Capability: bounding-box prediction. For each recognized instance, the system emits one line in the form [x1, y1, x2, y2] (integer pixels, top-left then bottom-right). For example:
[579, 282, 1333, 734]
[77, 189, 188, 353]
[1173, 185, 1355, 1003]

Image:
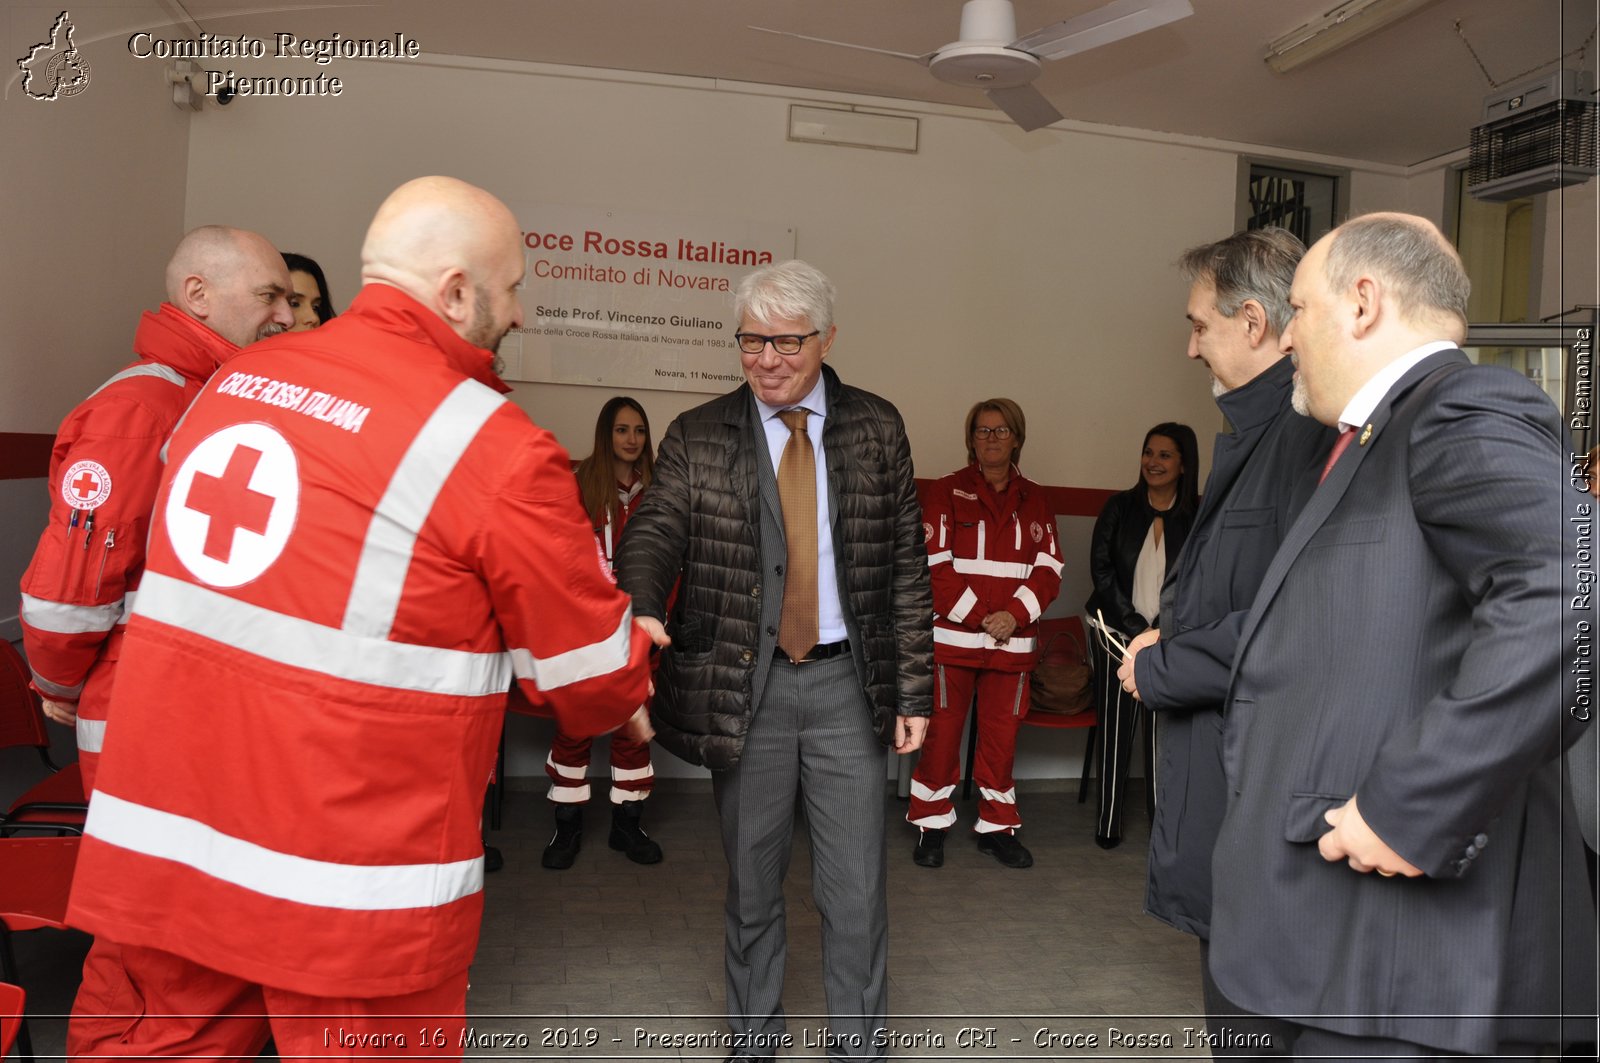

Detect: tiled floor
[13, 779, 1208, 1060]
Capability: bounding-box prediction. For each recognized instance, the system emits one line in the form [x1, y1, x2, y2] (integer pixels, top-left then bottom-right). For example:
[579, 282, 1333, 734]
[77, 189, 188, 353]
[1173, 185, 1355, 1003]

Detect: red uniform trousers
[545, 730, 654, 805]
[69, 939, 468, 1061]
[907, 663, 1028, 834]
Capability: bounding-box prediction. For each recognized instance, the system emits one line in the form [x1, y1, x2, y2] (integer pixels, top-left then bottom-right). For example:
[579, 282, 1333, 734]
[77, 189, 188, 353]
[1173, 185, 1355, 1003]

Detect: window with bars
[1244, 165, 1340, 245]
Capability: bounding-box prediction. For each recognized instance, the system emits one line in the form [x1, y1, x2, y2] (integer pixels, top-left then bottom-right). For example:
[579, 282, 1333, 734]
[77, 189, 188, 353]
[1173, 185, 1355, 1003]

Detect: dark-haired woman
[282, 252, 337, 332]
[541, 397, 664, 869]
[1086, 422, 1199, 849]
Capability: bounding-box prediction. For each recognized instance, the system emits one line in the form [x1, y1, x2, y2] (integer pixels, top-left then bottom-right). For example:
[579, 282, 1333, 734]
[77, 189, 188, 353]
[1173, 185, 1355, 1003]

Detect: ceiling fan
[751, 0, 1194, 132]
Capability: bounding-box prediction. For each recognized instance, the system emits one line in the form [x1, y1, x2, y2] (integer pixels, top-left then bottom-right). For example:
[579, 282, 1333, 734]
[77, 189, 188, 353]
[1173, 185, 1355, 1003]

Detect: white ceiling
[176, 0, 1596, 167]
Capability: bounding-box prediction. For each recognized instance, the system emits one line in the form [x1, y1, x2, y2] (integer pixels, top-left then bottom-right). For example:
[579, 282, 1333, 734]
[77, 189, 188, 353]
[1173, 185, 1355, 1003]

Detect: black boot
[913, 828, 947, 868]
[541, 805, 582, 870]
[608, 802, 663, 864]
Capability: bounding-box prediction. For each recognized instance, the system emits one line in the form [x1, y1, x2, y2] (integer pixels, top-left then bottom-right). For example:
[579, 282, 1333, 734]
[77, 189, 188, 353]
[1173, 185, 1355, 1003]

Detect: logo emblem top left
[61, 459, 111, 509]
[165, 423, 299, 588]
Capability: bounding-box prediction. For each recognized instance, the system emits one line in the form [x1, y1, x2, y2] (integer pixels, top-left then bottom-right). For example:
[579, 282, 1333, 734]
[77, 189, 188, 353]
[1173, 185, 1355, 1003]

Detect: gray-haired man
[1120, 227, 1334, 1054]
[617, 259, 933, 1062]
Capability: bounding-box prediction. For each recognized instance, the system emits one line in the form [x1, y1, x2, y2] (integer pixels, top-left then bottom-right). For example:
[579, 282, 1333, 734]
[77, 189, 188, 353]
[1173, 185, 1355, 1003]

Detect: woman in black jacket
[1085, 422, 1199, 848]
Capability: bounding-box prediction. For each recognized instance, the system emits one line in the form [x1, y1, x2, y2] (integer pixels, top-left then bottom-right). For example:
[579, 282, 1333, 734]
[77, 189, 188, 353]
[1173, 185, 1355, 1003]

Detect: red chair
[961, 615, 1098, 803]
[0, 643, 86, 836]
[0, 982, 24, 1061]
[0, 836, 80, 1063]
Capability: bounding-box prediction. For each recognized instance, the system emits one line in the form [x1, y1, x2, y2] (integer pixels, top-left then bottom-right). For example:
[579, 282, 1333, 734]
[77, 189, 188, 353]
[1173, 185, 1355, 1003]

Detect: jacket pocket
[1221, 506, 1273, 529]
[671, 613, 714, 657]
[1284, 791, 1350, 843]
[1308, 517, 1386, 548]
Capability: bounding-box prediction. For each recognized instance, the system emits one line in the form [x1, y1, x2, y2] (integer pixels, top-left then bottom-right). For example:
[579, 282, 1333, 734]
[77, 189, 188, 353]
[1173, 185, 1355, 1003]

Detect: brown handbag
[1030, 626, 1093, 715]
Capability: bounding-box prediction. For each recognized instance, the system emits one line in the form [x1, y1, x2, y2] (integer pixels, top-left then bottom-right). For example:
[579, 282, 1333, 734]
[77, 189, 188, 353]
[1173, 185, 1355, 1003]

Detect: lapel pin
[1359, 423, 1373, 446]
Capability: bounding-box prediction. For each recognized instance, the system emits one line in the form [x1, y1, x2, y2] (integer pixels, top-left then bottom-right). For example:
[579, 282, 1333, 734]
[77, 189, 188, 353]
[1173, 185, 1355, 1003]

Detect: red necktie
[1319, 427, 1357, 485]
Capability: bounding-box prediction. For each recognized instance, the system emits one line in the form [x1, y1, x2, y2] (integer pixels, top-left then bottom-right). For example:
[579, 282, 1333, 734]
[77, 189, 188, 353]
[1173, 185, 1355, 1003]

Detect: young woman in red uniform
[542, 396, 665, 868]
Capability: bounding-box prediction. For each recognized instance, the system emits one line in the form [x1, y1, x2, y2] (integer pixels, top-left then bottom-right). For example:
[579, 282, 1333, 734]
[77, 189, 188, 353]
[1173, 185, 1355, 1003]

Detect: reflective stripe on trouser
[1090, 634, 1155, 842]
[547, 729, 654, 804]
[907, 663, 1026, 833]
[69, 938, 469, 1061]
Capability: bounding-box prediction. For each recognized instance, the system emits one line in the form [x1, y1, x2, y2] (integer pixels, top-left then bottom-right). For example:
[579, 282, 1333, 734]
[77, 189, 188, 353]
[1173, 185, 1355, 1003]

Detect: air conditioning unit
[1467, 69, 1597, 202]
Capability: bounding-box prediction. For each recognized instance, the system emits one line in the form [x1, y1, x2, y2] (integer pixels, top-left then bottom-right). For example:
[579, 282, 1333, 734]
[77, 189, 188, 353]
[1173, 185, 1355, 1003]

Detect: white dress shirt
[753, 376, 848, 643]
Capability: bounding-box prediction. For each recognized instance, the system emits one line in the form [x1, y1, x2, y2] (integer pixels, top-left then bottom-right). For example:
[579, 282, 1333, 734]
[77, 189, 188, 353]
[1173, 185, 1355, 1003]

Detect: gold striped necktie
[776, 408, 819, 661]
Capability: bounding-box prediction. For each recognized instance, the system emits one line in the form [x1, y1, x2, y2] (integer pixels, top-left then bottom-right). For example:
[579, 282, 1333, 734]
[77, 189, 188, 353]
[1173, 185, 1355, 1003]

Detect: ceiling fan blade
[1012, 0, 1193, 61]
[748, 26, 932, 65]
[984, 83, 1063, 131]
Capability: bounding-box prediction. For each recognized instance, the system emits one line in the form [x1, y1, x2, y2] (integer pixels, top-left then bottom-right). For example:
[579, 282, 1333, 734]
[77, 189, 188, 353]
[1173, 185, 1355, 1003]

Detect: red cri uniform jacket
[925, 463, 1064, 672]
[19, 305, 240, 793]
[67, 285, 654, 998]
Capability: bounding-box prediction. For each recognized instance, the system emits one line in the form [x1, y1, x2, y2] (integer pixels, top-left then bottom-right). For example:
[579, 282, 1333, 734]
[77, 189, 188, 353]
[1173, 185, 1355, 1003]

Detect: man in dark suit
[1119, 227, 1333, 1054]
[616, 259, 933, 1063]
[1208, 212, 1595, 1057]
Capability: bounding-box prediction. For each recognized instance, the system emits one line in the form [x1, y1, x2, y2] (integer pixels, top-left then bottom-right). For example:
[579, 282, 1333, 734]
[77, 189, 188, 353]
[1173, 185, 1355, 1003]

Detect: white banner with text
[500, 205, 795, 393]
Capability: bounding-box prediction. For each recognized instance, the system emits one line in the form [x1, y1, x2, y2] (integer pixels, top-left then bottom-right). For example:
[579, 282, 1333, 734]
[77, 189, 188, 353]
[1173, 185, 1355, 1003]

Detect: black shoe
[483, 844, 503, 873]
[912, 828, 946, 868]
[1094, 833, 1121, 850]
[608, 802, 663, 864]
[977, 831, 1034, 868]
[541, 805, 583, 870]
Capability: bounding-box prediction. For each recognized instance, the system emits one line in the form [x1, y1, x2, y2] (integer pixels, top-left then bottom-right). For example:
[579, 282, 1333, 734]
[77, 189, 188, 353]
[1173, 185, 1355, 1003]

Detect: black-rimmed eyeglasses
[973, 426, 1013, 440]
[735, 331, 819, 356]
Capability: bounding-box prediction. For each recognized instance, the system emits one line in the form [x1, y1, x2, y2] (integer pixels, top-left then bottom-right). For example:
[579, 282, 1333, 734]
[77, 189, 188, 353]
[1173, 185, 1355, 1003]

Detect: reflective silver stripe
[910, 809, 958, 828]
[510, 609, 633, 693]
[77, 717, 106, 753]
[910, 778, 955, 802]
[32, 673, 83, 699]
[87, 363, 185, 398]
[343, 380, 507, 638]
[545, 753, 586, 780]
[1015, 585, 1042, 622]
[1034, 551, 1065, 576]
[978, 786, 1017, 804]
[135, 572, 512, 697]
[119, 591, 138, 624]
[926, 550, 954, 567]
[953, 558, 1033, 579]
[85, 791, 482, 911]
[611, 764, 653, 782]
[20, 593, 122, 634]
[548, 783, 591, 803]
[947, 586, 978, 624]
[934, 627, 1036, 654]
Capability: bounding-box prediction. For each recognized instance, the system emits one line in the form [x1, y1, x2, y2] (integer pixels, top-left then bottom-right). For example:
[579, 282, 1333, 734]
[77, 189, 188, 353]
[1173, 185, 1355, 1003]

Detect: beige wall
[8, 42, 1505, 776]
[181, 57, 1252, 493]
[1, 0, 191, 640]
[178, 55, 1421, 778]
[1539, 179, 1599, 322]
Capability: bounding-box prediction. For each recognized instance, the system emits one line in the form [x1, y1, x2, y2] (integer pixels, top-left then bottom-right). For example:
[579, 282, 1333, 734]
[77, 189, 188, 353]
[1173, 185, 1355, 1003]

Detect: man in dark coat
[615, 259, 933, 1063]
[1208, 212, 1594, 1057]
[1121, 227, 1333, 1053]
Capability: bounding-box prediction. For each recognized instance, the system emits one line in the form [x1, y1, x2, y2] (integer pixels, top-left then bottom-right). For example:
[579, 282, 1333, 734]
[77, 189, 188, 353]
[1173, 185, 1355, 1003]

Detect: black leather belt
[775, 640, 850, 665]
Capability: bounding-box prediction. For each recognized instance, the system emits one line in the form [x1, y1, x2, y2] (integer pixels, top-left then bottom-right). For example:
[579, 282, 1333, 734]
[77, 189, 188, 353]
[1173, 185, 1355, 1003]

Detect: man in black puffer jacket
[617, 260, 932, 1063]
